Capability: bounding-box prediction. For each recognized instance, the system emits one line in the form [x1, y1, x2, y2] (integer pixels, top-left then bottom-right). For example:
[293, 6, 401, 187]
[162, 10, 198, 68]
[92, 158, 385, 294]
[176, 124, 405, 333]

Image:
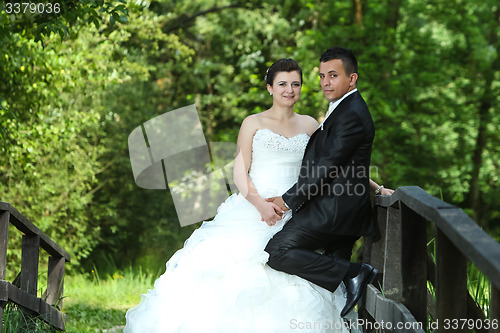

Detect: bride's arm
[233, 117, 284, 225]
[369, 179, 394, 196]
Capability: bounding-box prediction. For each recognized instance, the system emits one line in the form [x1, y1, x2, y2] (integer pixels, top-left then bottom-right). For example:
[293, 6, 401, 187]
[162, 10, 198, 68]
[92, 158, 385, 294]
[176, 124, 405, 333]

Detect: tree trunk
[467, 6, 499, 227]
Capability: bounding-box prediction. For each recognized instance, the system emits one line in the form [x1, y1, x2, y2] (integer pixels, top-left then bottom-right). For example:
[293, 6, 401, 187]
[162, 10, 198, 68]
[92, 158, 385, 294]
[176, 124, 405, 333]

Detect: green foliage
[1, 0, 128, 42]
[0, 0, 498, 276]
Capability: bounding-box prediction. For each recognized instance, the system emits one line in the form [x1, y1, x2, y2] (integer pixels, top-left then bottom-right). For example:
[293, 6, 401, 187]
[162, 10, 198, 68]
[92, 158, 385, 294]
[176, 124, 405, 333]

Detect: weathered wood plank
[44, 256, 65, 307]
[20, 235, 40, 296]
[362, 206, 376, 268]
[466, 294, 488, 333]
[0, 280, 8, 301]
[383, 205, 403, 301]
[393, 302, 426, 333]
[370, 205, 387, 286]
[0, 280, 66, 331]
[436, 208, 500, 291]
[0, 203, 68, 331]
[0, 211, 7, 332]
[364, 283, 378, 319]
[436, 229, 468, 332]
[491, 286, 500, 333]
[0, 211, 9, 280]
[375, 186, 455, 218]
[0, 301, 5, 333]
[364, 284, 426, 333]
[427, 253, 436, 285]
[375, 187, 500, 291]
[428, 253, 488, 332]
[3, 280, 40, 313]
[401, 203, 428, 325]
[39, 300, 66, 331]
[0, 202, 70, 262]
[427, 289, 436, 321]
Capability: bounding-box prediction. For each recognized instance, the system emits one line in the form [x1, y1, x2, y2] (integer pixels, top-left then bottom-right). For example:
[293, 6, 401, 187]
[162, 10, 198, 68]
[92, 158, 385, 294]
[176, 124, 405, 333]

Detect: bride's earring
[270, 92, 273, 95]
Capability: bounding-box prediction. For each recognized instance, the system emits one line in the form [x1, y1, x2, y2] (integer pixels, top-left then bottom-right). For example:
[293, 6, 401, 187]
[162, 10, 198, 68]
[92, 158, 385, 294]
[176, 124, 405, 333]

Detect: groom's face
[319, 59, 356, 103]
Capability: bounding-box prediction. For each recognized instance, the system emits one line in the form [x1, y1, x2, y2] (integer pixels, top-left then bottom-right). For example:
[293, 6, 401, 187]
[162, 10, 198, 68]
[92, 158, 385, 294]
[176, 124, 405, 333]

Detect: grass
[62, 266, 159, 332]
[467, 262, 491, 318]
[2, 236, 493, 332]
[2, 266, 159, 332]
[2, 302, 54, 333]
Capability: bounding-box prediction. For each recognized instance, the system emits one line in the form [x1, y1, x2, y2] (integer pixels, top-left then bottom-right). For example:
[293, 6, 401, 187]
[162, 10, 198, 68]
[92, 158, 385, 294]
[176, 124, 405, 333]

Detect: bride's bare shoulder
[239, 113, 265, 139]
[241, 111, 270, 130]
[297, 114, 319, 135]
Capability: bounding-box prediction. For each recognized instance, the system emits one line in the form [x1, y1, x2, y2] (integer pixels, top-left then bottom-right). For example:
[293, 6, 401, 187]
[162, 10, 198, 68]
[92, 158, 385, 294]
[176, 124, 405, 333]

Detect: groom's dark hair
[265, 58, 303, 86]
[320, 47, 358, 76]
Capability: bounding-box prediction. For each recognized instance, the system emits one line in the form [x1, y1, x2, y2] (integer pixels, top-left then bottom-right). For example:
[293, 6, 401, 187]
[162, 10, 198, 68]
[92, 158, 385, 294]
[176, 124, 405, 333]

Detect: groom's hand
[259, 201, 284, 226]
[266, 196, 289, 212]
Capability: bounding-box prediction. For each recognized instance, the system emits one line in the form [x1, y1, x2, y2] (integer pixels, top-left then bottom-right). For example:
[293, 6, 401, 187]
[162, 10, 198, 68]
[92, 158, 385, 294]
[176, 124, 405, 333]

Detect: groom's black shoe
[341, 263, 377, 317]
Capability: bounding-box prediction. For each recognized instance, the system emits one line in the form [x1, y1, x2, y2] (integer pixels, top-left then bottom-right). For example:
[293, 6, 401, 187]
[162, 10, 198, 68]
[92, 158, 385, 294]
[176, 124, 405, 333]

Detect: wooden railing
[360, 186, 500, 333]
[0, 201, 70, 331]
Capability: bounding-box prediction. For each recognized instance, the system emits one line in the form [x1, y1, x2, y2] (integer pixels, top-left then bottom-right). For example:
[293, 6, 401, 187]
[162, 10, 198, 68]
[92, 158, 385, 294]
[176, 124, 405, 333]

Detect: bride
[124, 59, 388, 333]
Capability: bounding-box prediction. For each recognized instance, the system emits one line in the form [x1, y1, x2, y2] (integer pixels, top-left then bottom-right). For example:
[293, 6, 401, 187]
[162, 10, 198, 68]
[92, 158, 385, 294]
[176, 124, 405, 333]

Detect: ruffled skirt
[124, 193, 348, 333]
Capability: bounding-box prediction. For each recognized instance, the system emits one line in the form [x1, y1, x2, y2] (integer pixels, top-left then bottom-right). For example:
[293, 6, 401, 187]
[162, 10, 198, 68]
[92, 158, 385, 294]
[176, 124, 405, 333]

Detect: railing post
[383, 205, 403, 302]
[400, 203, 427, 325]
[491, 285, 500, 333]
[0, 211, 9, 332]
[44, 256, 65, 308]
[0, 211, 9, 280]
[0, 202, 70, 331]
[436, 228, 468, 332]
[0, 300, 4, 333]
[20, 234, 40, 296]
[361, 205, 387, 327]
[370, 205, 387, 282]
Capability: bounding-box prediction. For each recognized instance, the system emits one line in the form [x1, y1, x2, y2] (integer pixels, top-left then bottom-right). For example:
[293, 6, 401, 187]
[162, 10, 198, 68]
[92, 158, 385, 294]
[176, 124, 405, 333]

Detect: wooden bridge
[0, 201, 70, 331]
[359, 186, 500, 333]
[1, 186, 499, 332]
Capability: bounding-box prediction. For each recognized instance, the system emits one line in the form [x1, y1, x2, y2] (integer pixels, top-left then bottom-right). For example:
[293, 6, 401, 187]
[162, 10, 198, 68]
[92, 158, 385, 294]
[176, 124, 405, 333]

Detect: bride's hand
[265, 196, 289, 212]
[257, 201, 284, 226]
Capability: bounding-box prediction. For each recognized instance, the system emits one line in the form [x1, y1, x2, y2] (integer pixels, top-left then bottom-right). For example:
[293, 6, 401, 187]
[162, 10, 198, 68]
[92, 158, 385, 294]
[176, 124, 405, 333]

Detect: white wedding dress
[124, 128, 348, 333]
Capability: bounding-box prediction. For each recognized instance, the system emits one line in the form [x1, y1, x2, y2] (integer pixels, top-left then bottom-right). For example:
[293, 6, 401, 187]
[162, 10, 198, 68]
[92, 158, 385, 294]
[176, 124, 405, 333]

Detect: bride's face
[268, 71, 302, 107]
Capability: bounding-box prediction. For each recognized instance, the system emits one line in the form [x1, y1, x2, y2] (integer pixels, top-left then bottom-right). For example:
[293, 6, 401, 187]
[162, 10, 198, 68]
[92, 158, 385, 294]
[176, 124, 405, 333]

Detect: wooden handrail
[361, 186, 500, 333]
[0, 202, 70, 262]
[375, 186, 500, 291]
[0, 201, 69, 331]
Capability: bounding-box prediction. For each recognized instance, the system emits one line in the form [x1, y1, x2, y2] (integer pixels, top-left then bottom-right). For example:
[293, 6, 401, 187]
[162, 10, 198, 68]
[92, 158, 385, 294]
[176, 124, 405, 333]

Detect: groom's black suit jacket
[282, 91, 375, 237]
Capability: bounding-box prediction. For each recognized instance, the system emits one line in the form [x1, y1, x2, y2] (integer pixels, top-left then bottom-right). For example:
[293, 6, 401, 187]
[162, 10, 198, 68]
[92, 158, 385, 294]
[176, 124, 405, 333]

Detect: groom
[265, 47, 377, 317]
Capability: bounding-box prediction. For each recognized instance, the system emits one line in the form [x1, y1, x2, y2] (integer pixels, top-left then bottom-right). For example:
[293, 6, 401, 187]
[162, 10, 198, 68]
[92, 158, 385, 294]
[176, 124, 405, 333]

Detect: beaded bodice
[248, 128, 309, 198]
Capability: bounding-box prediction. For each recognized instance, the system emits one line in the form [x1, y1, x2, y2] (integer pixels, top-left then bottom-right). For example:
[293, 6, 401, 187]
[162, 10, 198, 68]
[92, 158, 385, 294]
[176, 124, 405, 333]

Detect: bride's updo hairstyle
[265, 58, 303, 86]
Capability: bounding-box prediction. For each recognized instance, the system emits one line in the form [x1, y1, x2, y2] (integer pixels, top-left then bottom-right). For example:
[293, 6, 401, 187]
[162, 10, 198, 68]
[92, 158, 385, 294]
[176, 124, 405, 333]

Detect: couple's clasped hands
[259, 187, 395, 225]
[258, 196, 289, 226]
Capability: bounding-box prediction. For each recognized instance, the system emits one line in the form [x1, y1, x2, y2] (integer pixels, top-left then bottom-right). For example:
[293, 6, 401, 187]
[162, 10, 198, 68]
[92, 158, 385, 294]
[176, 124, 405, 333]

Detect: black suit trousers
[265, 217, 359, 293]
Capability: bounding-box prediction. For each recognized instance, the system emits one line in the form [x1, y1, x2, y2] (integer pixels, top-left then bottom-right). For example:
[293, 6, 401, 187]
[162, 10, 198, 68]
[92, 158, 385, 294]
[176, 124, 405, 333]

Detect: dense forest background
[1, 0, 498, 275]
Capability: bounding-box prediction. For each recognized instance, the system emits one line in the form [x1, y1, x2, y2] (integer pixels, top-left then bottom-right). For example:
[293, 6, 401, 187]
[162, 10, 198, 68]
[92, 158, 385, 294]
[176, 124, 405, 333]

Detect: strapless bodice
[248, 128, 309, 198]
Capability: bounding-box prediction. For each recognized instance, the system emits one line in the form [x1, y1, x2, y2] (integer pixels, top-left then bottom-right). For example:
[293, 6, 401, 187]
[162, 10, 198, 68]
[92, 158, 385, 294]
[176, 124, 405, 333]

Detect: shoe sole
[367, 268, 378, 285]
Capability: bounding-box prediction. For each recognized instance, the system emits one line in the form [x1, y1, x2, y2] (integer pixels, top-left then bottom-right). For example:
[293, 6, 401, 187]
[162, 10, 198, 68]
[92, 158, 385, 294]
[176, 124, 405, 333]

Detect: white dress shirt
[319, 88, 358, 130]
